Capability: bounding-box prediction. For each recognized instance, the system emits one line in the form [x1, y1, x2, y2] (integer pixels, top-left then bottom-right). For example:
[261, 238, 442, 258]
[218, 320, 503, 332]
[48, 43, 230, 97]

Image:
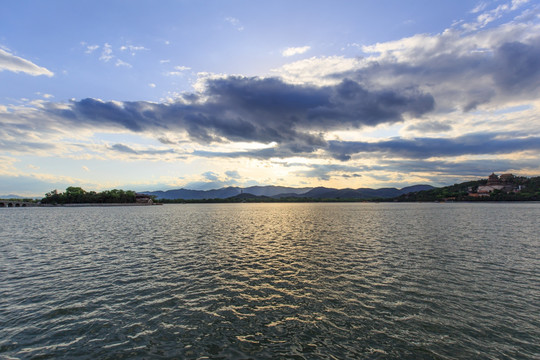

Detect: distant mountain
[142, 184, 434, 200]
[0, 194, 25, 199]
[242, 185, 312, 197]
[274, 185, 434, 199]
[400, 185, 436, 193]
[142, 185, 312, 200]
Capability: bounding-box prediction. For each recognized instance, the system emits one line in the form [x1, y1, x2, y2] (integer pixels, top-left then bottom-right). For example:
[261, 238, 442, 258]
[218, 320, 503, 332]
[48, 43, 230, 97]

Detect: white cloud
[225, 17, 244, 31]
[99, 43, 113, 62]
[115, 59, 132, 68]
[160, 59, 170, 64]
[85, 44, 99, 54]
[120, 45, 149, 55]
[471, 2, 488, 14]
[462, 0, 530, 31]
[282, 46, 311, 57]
[166, 66, 191, 76]
[512, 0, 530, 11]
[272, 56, 361, 86]
[35, 92, 54, 99]
[0, 48, 54, 77]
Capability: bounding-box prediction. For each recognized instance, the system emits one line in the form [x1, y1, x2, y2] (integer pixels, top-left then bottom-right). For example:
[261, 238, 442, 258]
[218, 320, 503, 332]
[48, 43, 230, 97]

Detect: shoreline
[41, 203, 162, 207]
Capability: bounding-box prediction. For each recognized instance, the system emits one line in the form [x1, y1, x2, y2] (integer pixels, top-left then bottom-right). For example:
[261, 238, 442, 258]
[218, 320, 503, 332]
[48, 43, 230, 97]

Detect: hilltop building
[469, 173, 522, 197]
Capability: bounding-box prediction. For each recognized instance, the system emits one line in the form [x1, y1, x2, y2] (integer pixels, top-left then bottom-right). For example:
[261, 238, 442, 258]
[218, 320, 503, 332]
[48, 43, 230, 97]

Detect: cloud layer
[46, 76, 434, 151]
[0, 48, 53, 77]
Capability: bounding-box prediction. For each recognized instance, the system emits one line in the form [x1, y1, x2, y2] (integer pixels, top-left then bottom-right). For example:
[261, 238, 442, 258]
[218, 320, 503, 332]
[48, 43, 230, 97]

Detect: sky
[1, 0, 540, 196]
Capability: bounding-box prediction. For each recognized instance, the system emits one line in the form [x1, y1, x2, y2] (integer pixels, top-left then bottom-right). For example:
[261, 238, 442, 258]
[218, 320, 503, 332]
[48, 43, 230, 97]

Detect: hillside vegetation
[394, 176, 540, 202]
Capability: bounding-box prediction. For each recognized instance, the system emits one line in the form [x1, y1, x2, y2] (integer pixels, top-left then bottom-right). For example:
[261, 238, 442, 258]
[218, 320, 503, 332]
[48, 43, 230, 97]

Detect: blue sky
[1, 0, 540, 196]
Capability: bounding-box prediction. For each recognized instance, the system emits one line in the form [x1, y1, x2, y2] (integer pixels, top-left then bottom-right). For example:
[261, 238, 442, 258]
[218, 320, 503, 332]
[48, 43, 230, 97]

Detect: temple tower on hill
[487, 173, 502, 186]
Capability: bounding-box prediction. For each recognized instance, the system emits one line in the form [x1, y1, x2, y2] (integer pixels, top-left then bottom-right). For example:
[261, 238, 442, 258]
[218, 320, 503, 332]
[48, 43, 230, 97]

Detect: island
[39, 187, 160, 206]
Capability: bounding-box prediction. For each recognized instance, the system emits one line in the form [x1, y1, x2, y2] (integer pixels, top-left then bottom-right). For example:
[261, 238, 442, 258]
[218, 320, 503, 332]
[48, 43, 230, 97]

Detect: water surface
[1, 203, 539, 359]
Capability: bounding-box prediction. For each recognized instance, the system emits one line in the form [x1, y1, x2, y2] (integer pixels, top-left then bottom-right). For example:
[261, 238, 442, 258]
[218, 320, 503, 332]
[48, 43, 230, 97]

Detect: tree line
[41, 187, 138, 204]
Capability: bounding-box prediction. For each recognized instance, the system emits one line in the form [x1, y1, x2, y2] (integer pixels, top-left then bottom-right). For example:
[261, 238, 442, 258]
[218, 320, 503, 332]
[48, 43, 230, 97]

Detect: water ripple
[1, 203, 539, 359]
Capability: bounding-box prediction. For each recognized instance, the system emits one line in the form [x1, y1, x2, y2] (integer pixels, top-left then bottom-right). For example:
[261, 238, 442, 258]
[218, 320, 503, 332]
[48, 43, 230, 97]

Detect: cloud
[405, 120, 452, 133]
[328, 132, 540, 160]
[377, 158, 540, 178]
[99, 43, 114, 62]
[493, 40, 540, 93]
[225, 170, 241, 179]
[3, 14, 540, 185]
[343, 22, 540, 112]
[120, 45, 148, 55]
[471, 2, 488, 14]
[282, 46, 311, 57]
[166, 66, 191, 76]
[0, 138, 57, 153]
[109, 143, 175, 156]
[225, 17, 244, 31]
[85, 44, 99, 54]
[115, 59, 132, 68]
[44, 76, 433, 149]
[272, 56, 362, 86]
[96, 43, 133, 67]
[293, 164, 365, 181]
[0, 48, 53, 77]
[462, 0, 530, 31]
[202, 171, 219, 181]
[110, 143, 138, 154]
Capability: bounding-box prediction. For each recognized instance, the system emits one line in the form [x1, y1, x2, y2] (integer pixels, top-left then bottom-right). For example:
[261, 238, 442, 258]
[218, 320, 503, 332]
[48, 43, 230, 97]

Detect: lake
[1, 203, 539, 359]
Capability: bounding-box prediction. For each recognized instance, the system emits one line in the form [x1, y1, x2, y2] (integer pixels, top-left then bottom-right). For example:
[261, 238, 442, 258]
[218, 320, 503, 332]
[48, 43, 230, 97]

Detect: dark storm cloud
[336, 37, 540, 111]
[48, 76, 434, 147]
[378, 158, 540, 177]
[328, 133, 540, 161]
[405, 120, 452, 133]
[494, 40, 540, 94]
[191, 131, 540, 163]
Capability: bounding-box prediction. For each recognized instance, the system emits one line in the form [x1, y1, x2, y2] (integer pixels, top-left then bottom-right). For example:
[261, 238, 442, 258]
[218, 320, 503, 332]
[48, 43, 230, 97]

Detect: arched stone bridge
[0, 201, 37, 207]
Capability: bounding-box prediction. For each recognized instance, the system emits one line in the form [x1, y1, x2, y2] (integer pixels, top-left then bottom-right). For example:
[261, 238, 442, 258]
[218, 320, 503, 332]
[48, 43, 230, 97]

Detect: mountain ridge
[141, 184, 435, 200]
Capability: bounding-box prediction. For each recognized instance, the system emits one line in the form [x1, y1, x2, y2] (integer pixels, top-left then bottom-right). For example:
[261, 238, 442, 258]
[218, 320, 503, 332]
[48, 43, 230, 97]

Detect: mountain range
[141, 185, 434, 200]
